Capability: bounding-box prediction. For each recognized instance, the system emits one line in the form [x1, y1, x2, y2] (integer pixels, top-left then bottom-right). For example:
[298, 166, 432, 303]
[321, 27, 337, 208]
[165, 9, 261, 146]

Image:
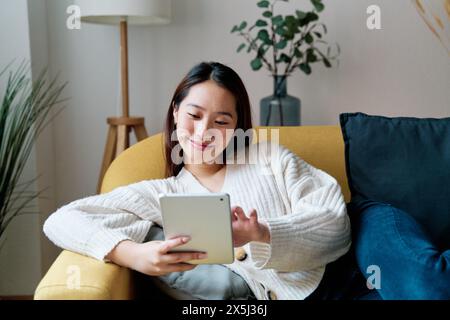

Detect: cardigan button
[235, 247, 247, 261]
[267, 290, 277, 300]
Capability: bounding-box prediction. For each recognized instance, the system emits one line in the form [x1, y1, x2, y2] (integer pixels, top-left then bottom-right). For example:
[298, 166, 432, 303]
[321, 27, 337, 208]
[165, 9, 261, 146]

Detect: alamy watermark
[366, 264, 381, 290]
[66, 5, 81, 30]
[367, 5, 382, 30]
[170, 128, 281, 175]
[66, 265, 81, 290]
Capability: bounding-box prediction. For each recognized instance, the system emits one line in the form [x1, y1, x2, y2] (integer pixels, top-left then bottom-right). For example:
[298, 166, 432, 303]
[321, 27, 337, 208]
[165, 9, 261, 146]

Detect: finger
[159, 236, 190, 254]
[230, 205, 240, 213]
[234, 207, 247, 220]
[162, 252, 208, 264]
[164, 263, 198, 273]
[249, 209, 258, 223]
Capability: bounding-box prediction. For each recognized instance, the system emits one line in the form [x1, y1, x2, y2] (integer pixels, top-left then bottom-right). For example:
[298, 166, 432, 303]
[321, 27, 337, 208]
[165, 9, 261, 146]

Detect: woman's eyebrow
[186, 103, 233, 119]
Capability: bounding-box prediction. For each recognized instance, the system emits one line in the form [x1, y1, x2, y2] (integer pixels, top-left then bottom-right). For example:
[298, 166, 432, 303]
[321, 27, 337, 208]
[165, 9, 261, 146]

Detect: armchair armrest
[34, 250, 134, 300]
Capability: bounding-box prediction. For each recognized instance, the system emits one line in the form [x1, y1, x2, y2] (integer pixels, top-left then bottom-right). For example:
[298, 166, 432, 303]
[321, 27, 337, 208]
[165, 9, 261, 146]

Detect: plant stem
[270, 2, 278, 76]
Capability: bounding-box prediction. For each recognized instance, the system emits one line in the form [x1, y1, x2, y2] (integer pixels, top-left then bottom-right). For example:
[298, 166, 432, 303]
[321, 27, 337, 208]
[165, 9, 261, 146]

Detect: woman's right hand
[107, 237, 207, 276]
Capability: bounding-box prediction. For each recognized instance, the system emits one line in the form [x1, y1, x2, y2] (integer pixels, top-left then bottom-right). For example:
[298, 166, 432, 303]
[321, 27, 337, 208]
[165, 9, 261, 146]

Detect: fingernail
[198, 253, 208, 259]
[182, 236, 190, 243]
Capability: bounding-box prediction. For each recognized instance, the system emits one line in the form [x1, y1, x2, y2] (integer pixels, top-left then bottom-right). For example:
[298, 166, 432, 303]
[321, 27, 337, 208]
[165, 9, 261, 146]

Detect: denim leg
[353, 202, 450, 300]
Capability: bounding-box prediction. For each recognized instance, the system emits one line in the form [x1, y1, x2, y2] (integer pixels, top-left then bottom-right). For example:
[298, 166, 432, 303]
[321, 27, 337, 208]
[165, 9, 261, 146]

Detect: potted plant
[0, 62, 66, 250]
[231, 0, 340, 125]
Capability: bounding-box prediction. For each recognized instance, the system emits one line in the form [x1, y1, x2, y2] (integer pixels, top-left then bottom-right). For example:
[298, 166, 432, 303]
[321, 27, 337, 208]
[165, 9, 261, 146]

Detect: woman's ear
[172, 103, 178, 124]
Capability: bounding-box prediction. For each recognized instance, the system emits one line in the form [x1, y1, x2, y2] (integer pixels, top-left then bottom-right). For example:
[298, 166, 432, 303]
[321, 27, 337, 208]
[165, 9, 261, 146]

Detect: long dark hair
[164, 62, 253, 177]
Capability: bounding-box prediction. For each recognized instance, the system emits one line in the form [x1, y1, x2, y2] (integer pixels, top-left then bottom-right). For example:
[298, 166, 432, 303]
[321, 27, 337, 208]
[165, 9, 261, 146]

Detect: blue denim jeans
[350, 200, 450, 300]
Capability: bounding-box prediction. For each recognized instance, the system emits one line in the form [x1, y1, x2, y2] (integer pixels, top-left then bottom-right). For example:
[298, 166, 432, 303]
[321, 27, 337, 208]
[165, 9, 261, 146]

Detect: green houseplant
[0, 62, 66, 249]
[231, 0, 340, 125]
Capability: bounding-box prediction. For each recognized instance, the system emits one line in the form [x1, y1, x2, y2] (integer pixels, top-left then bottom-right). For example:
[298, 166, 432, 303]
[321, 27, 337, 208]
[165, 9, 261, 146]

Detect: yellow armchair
[34, 126, 350, 300]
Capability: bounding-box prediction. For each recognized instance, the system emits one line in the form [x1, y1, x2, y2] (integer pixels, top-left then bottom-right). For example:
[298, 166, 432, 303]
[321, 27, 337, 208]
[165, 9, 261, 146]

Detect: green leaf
[251, 58, 263, 71]
[323, 57, 332, 68]
[307, 12, 319, 22]
[237, 43, 246, 53]
[258, 44, 269, 56]
[311, 0, 325, 12]
[285, 15, 298, 27]
[305, 33, 314, 44]
[257, 0, 270, 8]
[296, 10, 307, 20]
[306, 49, 318, 62]
[299, 12, 319, 26]
[299, 63, 312, 75]
[314, 31, 322, 39]
[275, 26, 286, 36]
[231, 25, 238, 33]
[294, 48, 303, 58]
[279, 53, 291, 63]
[263, 11, 273, 18]
[238, 21, 247, 31]
[256, 19, 268, 27]
[284, 30, 295, 40]
[275, 40, 288, 49]
[271, 15, 283, 26]
[257, 29, 270, 42]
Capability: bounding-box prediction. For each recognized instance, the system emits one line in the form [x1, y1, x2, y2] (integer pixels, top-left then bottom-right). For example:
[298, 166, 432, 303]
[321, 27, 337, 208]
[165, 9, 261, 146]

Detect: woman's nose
[194, 120, 214, 141]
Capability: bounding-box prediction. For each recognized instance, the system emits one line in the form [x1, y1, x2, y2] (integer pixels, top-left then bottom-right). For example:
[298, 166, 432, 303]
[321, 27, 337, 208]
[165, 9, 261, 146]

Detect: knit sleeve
[248, 143, 351, 272]
[43, 179, 172, 262]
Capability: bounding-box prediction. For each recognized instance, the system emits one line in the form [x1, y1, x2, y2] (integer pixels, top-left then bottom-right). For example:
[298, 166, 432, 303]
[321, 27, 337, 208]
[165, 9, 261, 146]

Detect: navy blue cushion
[340, 113, 450, 250]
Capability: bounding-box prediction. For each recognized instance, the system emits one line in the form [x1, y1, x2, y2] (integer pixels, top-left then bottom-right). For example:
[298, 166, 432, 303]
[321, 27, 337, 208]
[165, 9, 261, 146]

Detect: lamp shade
[75, 0, 171, 25]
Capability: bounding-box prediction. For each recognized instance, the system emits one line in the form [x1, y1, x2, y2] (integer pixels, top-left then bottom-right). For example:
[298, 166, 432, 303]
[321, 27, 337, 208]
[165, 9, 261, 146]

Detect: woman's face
[173, 80, 238, 165]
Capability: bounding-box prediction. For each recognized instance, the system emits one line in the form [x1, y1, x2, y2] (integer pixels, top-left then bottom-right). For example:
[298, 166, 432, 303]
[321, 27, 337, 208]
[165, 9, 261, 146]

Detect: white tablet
[158, 193, 234, 265]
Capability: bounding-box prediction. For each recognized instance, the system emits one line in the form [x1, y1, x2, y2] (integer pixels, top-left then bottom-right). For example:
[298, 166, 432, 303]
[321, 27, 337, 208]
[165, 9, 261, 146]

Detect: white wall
[0, 0, 449, 295]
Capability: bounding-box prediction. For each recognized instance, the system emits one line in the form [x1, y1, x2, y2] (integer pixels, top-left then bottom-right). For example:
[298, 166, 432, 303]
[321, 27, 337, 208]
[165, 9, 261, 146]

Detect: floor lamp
[75, 0, 171, 192]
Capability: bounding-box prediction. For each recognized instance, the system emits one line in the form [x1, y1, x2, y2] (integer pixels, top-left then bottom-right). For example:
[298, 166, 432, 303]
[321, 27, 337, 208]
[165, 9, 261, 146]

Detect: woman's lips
[189, 139, 213, 150]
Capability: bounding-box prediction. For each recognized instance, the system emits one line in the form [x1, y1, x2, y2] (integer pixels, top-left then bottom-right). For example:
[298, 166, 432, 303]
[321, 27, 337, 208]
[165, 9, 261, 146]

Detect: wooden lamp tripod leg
[97, 124, 118, 193]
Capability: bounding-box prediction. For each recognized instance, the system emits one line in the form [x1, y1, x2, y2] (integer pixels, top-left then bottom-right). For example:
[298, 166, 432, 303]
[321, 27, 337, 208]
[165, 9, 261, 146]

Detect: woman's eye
[216, 121, 228, 125]
[188, 113, 200, 119]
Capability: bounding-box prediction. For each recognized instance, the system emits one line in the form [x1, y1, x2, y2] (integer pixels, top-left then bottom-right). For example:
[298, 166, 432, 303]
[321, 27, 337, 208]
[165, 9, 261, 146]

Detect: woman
[44, 62, 352, 300]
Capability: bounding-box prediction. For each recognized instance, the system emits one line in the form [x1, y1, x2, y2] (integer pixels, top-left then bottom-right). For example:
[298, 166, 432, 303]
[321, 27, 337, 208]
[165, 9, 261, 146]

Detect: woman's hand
[231, 206, 270, 247]
[107, 237, 207, 276]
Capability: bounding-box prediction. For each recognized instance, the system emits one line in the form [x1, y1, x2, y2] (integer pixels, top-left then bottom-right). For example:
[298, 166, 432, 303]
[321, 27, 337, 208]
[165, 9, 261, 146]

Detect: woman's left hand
[231, 206, 270, 247]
